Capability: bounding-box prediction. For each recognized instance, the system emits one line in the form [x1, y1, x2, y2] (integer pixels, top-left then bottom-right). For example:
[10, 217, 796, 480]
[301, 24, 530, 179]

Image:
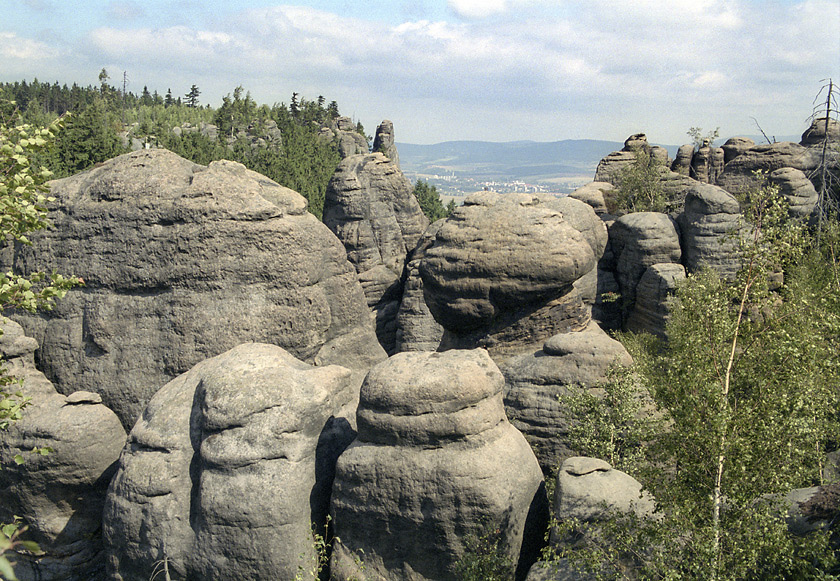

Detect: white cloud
[448, 0, 507, 19]
[0, 31, 59, 60]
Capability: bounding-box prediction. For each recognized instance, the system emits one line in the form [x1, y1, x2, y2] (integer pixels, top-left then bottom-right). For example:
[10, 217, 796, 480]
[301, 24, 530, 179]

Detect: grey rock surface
[5, 149, 385, 429]
[594, 134, 651, 187]
[716, 141, 820, 197]
[419, 192, 597, 354]
[691, 144, 725, 184]
[372, 119, 400, 166]
[331, 349, 548, 581]
[0, 320, 125, 581]
[569, 182, 614, 215]
[678, 182, 743, 278]
[501, 321, 632, 470]
[395, 220, 445, 352]
[721, 137, 756, 164]
[625, 263, 686, 339]
[800, 117, 840, 147]
[103, 343, 357, 581]
[332, 116, 370, 158]
[323, 152, 429, 353]
[606, 212, 681, 324]
[671, 144, 695, 176]
[768, 167, 819, 220]
[554, 457, 655, 525]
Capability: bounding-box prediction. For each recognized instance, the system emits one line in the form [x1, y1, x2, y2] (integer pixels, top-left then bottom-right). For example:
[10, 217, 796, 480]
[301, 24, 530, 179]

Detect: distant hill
[398, 139, 624, 182]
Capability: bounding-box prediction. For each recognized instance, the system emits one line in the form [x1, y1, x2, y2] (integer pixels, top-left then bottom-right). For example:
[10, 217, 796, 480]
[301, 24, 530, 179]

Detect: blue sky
[2, 0, 838, 145]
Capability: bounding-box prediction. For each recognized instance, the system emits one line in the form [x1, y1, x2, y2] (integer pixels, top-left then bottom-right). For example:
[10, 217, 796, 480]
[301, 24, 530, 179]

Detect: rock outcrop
[569, 182, 613, 215]
[594, 134, 649, 186]
[604, 212, 682, 325]
[394, 220, 445, 353]
[768, 167, 819, 220]
[420, 192, 599, 357]
[332, 116, 370, 158]
[721, 137, 756, 164]
[5, 149, 385, 429]
[331, 349, 548, 581]
[716, 141, 820, 197]
[372, 119, 400, 166]
[323, 152, 429, 353]
[103, 343, 358, 581]
[625, 263, 686, 338]
[501, 322, 633, 469]
[0, 320, 125, 581]
[678, 182, 743, 278]
[690, 142, 725, 184]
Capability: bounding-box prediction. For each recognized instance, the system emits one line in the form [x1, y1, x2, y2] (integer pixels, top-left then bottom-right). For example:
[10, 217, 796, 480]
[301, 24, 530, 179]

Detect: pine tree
[185, 84, 200, 108]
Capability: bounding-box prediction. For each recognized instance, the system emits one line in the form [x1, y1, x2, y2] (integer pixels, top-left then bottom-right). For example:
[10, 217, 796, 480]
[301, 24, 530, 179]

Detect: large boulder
[394, 220, 445, 353]
[594, 134, 650, 187]
[500, 321, 633, 470]
[721, 137, 756, 164]
[103, 343, 357, 581]
[323, 152, 429, 354]
[419, 192, 598, 356]
[625, 262, 686, 339]
[332, 116, 370, 158]
[800, 117, 840, 147]
[678, 182, 743, 278]
[331, 349, 548, 581]
[569, 182, 614, 216]
[5, 149, 385, 429]
[0, 320, 125, 581]
[768, 167, 819, 220]
[605, 212, 681, 325]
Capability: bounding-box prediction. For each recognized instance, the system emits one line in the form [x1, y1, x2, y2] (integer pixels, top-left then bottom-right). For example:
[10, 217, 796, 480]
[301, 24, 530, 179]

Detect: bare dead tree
[806, 79, 840, 234]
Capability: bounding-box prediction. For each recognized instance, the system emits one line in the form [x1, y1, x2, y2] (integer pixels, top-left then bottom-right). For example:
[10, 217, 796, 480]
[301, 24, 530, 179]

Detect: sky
[2, 0, 839, 145]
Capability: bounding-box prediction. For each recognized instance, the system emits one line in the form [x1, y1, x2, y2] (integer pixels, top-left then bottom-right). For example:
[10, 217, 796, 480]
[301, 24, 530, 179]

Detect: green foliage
[454, 524, 515, 581]
[611, 147, 667, 214]
[413, 179, 453, 222]
[687, 126, 720, 149]
[295, 516, 365, 581]
[558, 177, 840, 578]
[561, 365, 661, 478]
[52, 97, 126, 177]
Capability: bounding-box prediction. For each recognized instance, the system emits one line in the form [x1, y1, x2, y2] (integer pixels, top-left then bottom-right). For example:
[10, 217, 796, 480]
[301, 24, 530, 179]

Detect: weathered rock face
[594, 134, 651, 187]
[569, 182, 613, 215]
[678, 182, 743, 278]
[5, 150, 385, 429]
[768, 167, 819, 220]
[333, 116, 370, 158]
[419, 192, 598, 356]
[323, 152, 429, 354]
[721, 137, 756, 164]
[331, 349, 548, 581]
[671, 144, 695, 176]
[553, 457, 655, 525]
[625, 262, 686, 339]
[500, 321, 632, 470]
[103, 343, 357, 581]
[605, 212, 681, 325]
[691, 144, 725, 184]
[800, 117, 840, 147]
[0, 320, 125, 581]
[716, 141, 820, 197]
[395, 220, 445, 353]
[372, 119, 400, 166]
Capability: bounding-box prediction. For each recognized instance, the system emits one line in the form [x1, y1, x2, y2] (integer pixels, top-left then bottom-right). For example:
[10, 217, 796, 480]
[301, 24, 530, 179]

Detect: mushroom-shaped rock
[103, 343, 358, 581]
[768, 167, 819, 220]
[419, 192, 597, 354]
[500, 321, 633, 470]
[331, 349, 548, 581]
[0, 320, 125, 581]
[678, 182, 743, 278]
[5, 149, 385, 429]
[324, 152, 429, 353]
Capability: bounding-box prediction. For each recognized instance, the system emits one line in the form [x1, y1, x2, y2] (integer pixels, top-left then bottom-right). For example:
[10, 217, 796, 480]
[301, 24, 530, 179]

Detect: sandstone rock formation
[716, 141, 820, 197]
[331, 349, 548, 581]
[419, 192, 599, 356]
[768, 167, 819, 220]
[671, 144, 695, 176]
[333, 116, 370, 158]
[569, 182, 613, 215]
[678, 182, 743, 279]
[6, 149, 385, 428]
[800, 116, 840, 147]
[721, 137, 756, 164]
[394, 220, 445, 352]
[501, 322, 632, 469]
[604, 212, 681, 325]
[690, 142, 725, 184]
[372, 119, 400, 166]
[625, 263, 686, 339]
[0, 320, 125, 581]
[323, 152, 429, 353]
[103, 343, 357, 581]
[594, 134, 649, 186]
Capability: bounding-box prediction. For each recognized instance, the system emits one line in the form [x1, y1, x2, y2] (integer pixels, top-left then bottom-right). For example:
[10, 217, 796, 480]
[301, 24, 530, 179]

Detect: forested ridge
[0, 75, 366, 218]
